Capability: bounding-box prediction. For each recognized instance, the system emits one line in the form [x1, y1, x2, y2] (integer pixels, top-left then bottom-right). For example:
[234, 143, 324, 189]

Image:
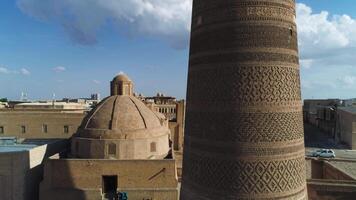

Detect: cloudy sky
[0, 0, 356, 100]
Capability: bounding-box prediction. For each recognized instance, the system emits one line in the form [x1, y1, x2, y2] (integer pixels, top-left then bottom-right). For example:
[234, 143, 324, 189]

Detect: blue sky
[0, 0, 356, 101]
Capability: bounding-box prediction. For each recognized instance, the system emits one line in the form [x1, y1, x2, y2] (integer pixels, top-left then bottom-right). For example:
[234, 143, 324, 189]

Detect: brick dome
[72, 74, 170, 160]
[77, 95, 167, 139]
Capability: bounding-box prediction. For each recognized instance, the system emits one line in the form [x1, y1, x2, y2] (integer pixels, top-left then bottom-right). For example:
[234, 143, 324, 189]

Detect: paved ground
[304, 123, 356, 160]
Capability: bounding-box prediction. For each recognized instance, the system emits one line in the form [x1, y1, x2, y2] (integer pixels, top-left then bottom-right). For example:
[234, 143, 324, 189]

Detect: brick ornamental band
[180, 0, 308, 199]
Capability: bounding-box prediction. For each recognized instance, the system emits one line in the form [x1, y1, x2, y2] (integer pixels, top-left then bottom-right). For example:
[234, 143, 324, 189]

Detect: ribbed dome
[77, 95, 166, 139]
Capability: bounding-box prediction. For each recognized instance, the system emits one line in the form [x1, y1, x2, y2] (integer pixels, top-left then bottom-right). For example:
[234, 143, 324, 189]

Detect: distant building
[336, 107, 356, 149]
[0, 102, 7, 108]
[141, 94, 185, 152]
[303, 99, 341, 126]
[13, 102, 89, 110]
[144, 93, 178, 121]
[316, 105, 337, 136]
[61, 93, 101, 106]
[0, 102, 86, 139]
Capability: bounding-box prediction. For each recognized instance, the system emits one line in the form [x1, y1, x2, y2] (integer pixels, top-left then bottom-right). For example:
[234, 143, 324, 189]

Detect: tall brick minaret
[180, 0, 307, 199]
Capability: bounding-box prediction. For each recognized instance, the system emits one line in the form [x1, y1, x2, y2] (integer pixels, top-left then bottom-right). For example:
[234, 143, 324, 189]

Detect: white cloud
[0, 67, 10, 74]
[300, 59, 314, 69]
[93, 80, 101, 84]
[17, 0, 192, 48]
[53, 66, 66, 73]
[296, 3, 356, 60]
[20, 68, 31, 75]
[339, 75, 356, 88]
[0, 66, 31, 76]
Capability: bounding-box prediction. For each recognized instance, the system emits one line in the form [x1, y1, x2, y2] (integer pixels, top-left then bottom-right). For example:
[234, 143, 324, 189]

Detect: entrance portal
[102, 175, 118, 194]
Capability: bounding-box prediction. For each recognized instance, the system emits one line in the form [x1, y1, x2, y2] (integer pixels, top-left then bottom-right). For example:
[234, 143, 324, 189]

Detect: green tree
[0, 98, 8, 102]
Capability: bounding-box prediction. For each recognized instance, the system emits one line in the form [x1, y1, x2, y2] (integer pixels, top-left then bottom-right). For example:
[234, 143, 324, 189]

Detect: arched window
[150, 142, 157, 152]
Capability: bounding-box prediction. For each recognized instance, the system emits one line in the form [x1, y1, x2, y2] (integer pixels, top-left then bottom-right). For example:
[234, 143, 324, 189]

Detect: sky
[0, 0, 356, 100]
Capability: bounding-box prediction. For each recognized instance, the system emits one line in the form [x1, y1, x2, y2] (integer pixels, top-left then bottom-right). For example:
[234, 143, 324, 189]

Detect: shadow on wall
[23, 139, 72, 200]
[39, 158, 97, 200]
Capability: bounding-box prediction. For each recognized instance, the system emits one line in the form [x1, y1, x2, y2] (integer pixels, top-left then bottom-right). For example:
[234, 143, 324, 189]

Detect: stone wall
[0, 110, 85, 139]
[40, 159, 178, 200]
[336, 108, 356, 149]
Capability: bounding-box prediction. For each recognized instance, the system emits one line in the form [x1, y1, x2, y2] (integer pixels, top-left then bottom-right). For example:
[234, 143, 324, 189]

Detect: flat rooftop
[0, 144, 37, 153]
[338, 106, 356, 114]
[0, 137, 37, 153]
[329, 160, 356, 180]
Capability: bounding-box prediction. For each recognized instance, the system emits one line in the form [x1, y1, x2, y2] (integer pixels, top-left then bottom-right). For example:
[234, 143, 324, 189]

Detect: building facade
[336, 107, 356, 149]
[0, 108, 85, 139]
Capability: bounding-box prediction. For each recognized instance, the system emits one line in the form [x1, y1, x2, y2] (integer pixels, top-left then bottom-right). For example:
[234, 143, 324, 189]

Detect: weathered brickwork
[181, 0, 307, 199]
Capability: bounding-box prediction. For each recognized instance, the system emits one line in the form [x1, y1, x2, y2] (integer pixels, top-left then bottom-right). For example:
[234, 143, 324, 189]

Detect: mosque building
[39, 74, 179, 200]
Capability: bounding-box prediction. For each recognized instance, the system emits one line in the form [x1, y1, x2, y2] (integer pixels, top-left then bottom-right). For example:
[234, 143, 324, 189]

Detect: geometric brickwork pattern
[183, 153, 305, 194]
[188, 66, 301, 103]
[185, 111, 304, 142]
[181, 0, 307, 199]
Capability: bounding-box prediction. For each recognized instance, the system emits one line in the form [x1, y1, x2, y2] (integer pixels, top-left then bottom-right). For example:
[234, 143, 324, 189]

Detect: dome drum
[72, 134, 169, 159]
[76, 126, 169, 140]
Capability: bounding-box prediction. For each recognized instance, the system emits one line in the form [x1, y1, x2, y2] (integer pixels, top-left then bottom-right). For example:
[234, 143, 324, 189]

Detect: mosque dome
[72, 74, 170, 160]
[77, 95, 167, 139]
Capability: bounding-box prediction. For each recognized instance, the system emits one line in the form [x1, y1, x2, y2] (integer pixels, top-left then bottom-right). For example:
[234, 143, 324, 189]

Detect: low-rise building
[0, 138, 68, 200]
[0, 104, 86, 139]
[336, 107, 356, 149]
[303, 99, 341, 126]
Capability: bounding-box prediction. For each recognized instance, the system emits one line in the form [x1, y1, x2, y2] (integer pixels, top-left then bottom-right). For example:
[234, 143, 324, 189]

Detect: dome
[77, 95, 167, 139]
[112, 73, 131, 82]
[72, 73, 170, 160]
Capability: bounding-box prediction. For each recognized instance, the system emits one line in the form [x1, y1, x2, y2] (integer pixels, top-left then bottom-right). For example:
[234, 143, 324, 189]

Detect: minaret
[181, 0, 307, 199]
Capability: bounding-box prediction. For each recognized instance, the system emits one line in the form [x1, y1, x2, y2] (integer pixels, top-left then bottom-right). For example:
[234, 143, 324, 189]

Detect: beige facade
[168, 100, 185, 151]
[0, 109, 85, 139]
[144, 94, 178, 121]
[336, 107, 356, 149]
[40, 159, 178, 200]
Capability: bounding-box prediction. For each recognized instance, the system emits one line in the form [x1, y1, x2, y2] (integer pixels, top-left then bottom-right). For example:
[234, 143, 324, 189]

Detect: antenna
[52, 93, 56, 107]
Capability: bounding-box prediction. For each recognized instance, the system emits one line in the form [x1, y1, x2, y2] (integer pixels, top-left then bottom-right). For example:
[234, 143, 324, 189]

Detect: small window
[108, 143, 116, 156]
[42, 124, 48, 133]
[64, 125, 69, 134]
[150, 142, 156, 152]
[0, 126, 4, 134]
[21, 126, 26, 134]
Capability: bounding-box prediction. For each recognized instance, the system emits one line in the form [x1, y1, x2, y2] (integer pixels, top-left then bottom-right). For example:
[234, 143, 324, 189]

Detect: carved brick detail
[190, 52, 299, 66]
[182, 154, 306, 195]
[187, 66, 301, 103]
[190, 25, 298, 53]
[191, 1, 296, 29]
[185, 111, 303, 142]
